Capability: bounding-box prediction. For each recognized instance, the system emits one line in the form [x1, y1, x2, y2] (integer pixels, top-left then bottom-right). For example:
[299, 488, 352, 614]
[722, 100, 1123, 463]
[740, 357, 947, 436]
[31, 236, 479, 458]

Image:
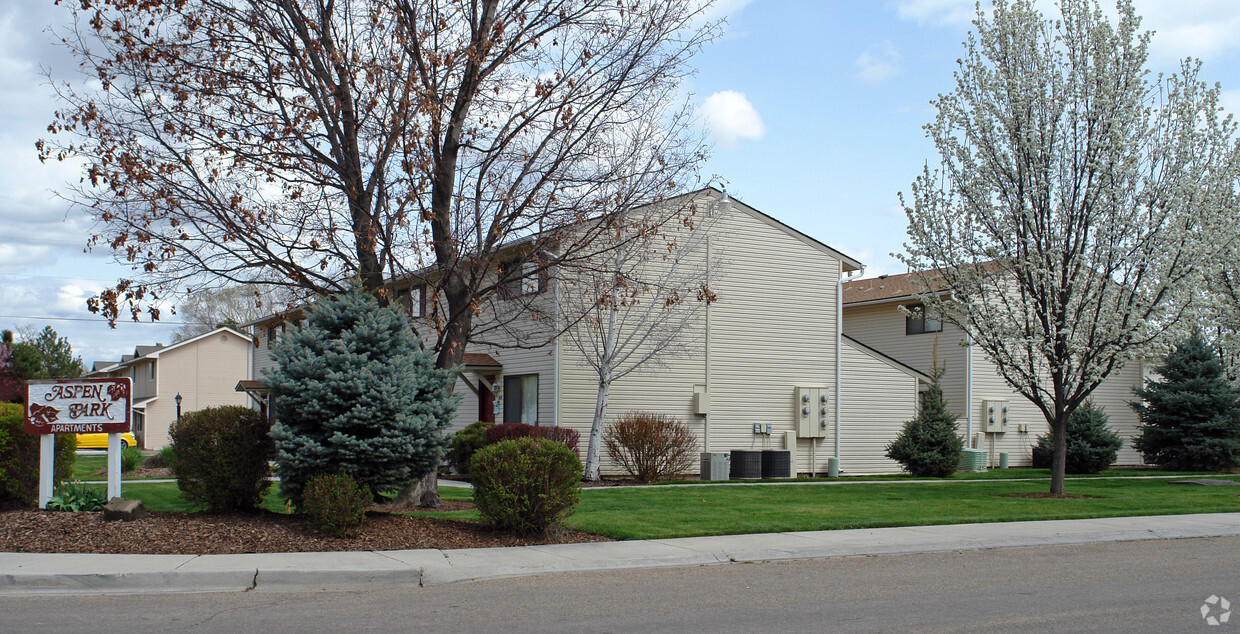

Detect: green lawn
[76, 474, 1240, 541]
[568, 476, 1240, 539]
[71, 454, 168, 480]
[84, 480, 474, 514]
[649, 467, 1212, 485]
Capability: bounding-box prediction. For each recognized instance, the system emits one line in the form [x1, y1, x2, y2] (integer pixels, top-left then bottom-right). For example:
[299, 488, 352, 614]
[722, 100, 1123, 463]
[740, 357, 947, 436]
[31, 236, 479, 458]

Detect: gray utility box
[700, 452, 731, 481]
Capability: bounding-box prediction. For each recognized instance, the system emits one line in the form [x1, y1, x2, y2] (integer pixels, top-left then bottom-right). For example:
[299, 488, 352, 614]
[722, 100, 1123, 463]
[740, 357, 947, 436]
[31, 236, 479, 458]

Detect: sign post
[24, 377, 133, 508]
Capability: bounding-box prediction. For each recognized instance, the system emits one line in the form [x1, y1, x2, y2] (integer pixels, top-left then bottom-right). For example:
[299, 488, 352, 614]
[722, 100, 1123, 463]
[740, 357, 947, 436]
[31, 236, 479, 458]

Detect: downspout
[553, 271, 561, 427]
[835, 264, 864, 463]
[966, 328, 974, 447]
[704, 235, 712, 452]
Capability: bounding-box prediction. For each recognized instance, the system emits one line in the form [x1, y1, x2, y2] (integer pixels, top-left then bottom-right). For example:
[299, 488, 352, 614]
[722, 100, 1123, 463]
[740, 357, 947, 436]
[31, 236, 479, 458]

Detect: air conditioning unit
[958, 448, 988, 472]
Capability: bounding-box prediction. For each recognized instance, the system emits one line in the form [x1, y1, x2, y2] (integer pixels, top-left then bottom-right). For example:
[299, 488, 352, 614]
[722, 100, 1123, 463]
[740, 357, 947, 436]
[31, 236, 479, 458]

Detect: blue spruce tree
[267, 288, 459, 505]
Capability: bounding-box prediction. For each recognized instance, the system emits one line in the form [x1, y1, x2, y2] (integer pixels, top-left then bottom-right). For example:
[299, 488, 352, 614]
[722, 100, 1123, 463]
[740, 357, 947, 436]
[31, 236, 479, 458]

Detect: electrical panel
[693, 384, 710, 415]
[983, 400, 1009, 433]
[795, 387, 829, 438]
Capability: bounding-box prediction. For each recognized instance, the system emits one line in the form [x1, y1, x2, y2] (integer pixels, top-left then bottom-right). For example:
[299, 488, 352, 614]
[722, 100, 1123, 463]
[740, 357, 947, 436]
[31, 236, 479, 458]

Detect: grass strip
[566, 475, 1240, 539]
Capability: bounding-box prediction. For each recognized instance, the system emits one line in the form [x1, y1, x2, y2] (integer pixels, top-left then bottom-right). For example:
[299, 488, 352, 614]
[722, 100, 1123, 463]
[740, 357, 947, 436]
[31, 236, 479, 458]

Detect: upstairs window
[395, 285, 426, 318]
[905, 304, 942, 335]
[500, 259, 546, 298]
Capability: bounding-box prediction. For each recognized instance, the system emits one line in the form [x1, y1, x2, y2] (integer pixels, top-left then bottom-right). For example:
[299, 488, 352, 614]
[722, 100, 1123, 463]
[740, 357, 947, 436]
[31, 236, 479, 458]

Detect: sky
[1, 0, 1239, 364]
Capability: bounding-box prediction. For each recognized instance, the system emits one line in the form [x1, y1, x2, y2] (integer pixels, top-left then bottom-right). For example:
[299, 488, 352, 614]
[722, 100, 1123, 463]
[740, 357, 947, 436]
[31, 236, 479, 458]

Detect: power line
[0, 272, 125, 284]
[0, 315, 192, 325]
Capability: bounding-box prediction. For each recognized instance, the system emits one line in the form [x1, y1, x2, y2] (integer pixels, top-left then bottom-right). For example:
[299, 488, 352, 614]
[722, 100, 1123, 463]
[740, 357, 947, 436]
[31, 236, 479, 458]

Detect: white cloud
[1135, 0, 1240, 66]
[856, 41, 903, 86]
[699, 90, 766, 148]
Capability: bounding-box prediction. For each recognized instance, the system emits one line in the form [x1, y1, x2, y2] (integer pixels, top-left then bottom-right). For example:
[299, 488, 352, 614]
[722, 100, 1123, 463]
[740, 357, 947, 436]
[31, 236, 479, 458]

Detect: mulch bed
[0, 503, 611, 554]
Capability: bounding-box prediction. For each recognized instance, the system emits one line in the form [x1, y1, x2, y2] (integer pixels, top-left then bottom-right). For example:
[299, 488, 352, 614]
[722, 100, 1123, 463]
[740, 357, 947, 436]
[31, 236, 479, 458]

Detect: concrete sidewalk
[4, 513, 1240, 596]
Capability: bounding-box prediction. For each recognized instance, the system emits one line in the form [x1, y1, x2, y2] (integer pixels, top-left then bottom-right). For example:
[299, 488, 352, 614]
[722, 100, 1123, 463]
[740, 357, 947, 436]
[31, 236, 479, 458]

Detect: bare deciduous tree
[559, 190, 725, 481]
[44, 0, 720, 505]
[171, 285, 295, 342]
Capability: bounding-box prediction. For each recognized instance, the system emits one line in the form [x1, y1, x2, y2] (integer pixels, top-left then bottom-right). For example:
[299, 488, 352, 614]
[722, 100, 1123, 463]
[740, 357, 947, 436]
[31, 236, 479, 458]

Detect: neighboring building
[249, 188, 924, 476]
[842, 271, 1147, 468]
[87, 327, 254, 449]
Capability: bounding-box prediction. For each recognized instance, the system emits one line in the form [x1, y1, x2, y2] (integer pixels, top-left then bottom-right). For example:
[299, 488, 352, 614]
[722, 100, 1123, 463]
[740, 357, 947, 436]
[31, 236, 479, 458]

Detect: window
[266, 325, 276, 348]
[905, 304, 942, 335]
[148, 362, 155, 381]
[396, 285, 426, 318]
[500, 259, 545, 298]
[503, 374, 539, 424]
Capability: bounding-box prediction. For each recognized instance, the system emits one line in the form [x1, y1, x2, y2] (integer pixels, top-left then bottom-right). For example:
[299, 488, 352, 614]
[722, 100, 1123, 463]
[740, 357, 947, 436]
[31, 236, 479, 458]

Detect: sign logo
[1202, 595, 1232, 626]
[23, 377, 133, 435]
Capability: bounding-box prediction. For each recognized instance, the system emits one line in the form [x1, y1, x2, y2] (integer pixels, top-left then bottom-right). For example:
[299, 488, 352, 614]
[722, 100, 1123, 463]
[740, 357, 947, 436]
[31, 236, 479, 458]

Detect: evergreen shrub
[603, 412, 697, 483]
[471, 437, 582, 535]
[1132, 333, 1240, 471]
[446, 421, 493, 475]
[885, 373, 963, 477]
[267, 288, 458, 506]
[301, 473, 371, 538]
[1031, 400, 1122, 474]
[170, 405, 273, 512]
[0, 402, 75, 509]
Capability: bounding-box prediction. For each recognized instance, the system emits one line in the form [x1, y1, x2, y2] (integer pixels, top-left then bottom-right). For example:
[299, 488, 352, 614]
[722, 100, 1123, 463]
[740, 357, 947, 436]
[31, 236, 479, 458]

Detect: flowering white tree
[900, 0, 1239, 494]
[562, 191, 725, 481]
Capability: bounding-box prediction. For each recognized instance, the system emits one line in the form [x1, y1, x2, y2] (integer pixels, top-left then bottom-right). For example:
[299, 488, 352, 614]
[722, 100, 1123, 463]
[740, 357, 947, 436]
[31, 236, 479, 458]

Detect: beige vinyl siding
[558, 198, 845, 476]
[1072, 359, 1145, 466]
[967, 352, 1046, 467]
[143, 332, 252, 449]
[838, 339, 920, 474]
[967, 346, 1146, 468]
[843, 302, 970, 422]
[252, 324, 276, 378]
[134, 360, 157, 400]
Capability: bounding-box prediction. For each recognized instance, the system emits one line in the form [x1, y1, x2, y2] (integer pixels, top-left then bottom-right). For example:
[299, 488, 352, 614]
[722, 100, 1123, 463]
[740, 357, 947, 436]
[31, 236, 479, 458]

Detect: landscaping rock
[1169, 479, 1240, 487]
[103, 497, 146, 522]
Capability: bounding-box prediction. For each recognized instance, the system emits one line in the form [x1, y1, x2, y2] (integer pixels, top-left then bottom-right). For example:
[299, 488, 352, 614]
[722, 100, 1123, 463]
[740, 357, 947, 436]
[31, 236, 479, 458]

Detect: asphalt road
[5, 535, 1238, 632]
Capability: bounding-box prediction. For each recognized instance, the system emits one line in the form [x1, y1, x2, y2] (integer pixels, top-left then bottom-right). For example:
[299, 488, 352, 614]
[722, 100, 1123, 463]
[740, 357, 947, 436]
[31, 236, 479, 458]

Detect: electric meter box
[795, 387, 830, 438]
[983, 400, 1009, 433]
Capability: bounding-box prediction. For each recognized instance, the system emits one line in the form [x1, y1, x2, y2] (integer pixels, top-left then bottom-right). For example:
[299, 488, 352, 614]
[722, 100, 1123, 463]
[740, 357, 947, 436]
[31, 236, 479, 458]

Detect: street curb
[4, 513, 1240, 595]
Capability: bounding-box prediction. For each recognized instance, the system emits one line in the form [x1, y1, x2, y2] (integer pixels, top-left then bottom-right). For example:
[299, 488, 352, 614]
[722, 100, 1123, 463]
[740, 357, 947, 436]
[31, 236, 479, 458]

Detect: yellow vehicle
[74, 432, 138, 450]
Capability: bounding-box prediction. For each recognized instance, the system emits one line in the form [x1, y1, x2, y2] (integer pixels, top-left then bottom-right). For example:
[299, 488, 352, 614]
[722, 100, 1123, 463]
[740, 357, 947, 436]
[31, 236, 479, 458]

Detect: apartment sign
[24, 377, 132, 435]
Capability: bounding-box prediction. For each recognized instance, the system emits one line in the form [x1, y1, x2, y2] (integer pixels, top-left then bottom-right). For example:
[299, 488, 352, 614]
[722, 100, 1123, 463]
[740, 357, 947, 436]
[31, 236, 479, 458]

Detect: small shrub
[485, 422, 580, 453]
[170, 405, 273, 512]
[143, 446, 177, 471]
[446, 421, 494, 475]
[121, 446, 144, 473]
[471, 438, 582, 535]
[886, 373, 963, 477]
[301, 473, 371, 538]
[603, 412, 697, 483]
[0, 403, 75, 509]
[45, 480, 107, 512]
[540, 426, 581, 452]
[1031, 400, 1122, 474]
